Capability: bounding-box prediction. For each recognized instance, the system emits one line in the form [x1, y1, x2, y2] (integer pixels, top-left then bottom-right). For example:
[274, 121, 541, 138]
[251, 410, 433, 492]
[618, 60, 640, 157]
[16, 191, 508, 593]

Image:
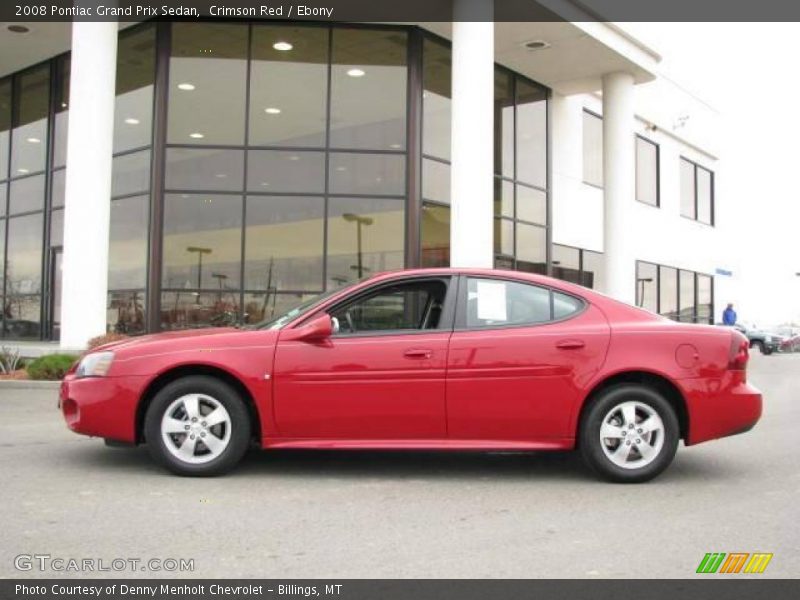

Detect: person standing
[723, 303, 737, 325]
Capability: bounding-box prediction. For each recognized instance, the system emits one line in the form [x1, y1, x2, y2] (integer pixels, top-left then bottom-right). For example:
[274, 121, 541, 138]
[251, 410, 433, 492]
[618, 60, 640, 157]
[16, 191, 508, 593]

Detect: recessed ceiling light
[335, 166, 347, 172]
[214, 173, 227, 178]
[177, 83, 196, 91]
[523, 40, 551, 51]
[124, 118, 140, 125]
[347, 68, 366, 78]
[260, 182, 270, 187]
[17, 168, 30, 174]
[189, 132, 205, 139]
[26, 137, 41, 144]
[389, 143, 402, 149]
[264, 107, 281, 114]
[288, 155, 300, 161]
[273, 41, 293, 51]
[7, 25, 29, 34]
[61, 102, 68, 108]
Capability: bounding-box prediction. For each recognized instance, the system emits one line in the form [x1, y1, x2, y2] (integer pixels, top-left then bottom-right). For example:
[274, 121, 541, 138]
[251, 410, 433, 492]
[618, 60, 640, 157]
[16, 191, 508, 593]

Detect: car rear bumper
[683, 376, 762, 445]
[59, 374, 147, 443]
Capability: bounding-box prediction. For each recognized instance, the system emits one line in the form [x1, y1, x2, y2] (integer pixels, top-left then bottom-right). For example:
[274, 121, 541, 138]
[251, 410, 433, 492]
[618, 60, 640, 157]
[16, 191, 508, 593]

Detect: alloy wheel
[160, 394, 232, 464]
[599, 400, 665, 469]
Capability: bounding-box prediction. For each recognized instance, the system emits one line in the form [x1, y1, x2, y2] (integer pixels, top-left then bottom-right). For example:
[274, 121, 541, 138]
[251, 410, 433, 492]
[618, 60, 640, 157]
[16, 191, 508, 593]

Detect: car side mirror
[283, 312, 333, 342]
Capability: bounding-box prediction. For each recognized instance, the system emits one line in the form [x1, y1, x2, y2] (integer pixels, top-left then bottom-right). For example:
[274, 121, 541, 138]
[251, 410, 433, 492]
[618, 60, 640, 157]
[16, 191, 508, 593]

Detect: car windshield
[248, 284, 355, 331]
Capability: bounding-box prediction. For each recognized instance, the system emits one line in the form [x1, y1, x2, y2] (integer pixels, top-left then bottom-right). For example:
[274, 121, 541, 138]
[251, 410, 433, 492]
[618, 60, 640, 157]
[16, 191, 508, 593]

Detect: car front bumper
[59, 374, 148, 443]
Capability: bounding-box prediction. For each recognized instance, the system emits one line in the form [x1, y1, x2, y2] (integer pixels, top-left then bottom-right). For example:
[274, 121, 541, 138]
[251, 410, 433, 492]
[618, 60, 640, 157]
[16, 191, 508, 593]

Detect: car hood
[92, 327, 278, 356]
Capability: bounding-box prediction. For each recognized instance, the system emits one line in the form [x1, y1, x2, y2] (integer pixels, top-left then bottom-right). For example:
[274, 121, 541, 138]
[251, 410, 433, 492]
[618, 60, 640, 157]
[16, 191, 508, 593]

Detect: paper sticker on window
[476, 280, 507, 321]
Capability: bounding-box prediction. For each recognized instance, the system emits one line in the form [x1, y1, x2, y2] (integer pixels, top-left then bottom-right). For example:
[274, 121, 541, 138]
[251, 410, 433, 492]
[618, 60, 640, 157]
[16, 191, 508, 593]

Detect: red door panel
[446, 304, 610, 441]
[273, 332, 450, 439]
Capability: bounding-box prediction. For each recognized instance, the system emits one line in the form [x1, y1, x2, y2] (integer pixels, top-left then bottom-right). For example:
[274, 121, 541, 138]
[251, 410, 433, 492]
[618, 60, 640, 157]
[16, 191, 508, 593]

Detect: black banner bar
[5, 0, 800, 23]
[3, 580, 800, 600]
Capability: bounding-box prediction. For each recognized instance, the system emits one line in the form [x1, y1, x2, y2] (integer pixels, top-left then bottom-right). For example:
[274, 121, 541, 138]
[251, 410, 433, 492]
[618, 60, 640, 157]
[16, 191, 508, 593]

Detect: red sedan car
[60, 268, 761, 482]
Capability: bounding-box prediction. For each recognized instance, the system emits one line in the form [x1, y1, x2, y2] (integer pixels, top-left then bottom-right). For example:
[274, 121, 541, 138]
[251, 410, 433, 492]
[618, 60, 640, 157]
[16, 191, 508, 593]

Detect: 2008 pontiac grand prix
[59, 268, 761, 482]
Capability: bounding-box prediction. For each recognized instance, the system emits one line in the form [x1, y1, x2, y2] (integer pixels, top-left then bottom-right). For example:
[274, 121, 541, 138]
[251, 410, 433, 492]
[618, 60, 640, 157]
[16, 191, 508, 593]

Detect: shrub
[25, 354, 79, 381]
[87, 332, 129, 351]
[0, 346, 22, 374]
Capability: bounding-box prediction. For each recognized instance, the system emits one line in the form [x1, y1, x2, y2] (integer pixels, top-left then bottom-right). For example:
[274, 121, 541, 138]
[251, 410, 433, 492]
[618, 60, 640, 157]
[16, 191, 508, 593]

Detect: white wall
[551, 89, 732, 321]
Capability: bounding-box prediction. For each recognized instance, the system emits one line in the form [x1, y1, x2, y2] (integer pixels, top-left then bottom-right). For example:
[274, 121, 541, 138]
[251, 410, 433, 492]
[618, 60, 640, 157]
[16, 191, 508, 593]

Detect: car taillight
[728, 332, 750, 371]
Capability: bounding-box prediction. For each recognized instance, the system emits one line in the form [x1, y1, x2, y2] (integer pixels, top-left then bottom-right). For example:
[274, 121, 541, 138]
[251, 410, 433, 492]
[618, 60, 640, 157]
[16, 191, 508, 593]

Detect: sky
[624, 23, 800, 326]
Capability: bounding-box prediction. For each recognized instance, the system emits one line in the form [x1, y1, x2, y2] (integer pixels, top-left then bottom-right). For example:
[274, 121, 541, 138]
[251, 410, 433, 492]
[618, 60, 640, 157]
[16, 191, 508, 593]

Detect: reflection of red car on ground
[60, 268, 761, 483]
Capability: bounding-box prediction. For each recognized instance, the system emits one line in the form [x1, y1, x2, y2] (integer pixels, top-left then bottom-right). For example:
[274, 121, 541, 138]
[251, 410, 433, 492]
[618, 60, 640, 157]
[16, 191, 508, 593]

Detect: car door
[272, 276, 456, 440]
[446, 275, 610, 442]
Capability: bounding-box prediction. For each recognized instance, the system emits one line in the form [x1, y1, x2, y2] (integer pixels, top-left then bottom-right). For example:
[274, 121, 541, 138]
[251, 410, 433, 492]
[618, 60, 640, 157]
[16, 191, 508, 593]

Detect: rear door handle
[404, 349, 433, 359]
[556, 339, 585, 350]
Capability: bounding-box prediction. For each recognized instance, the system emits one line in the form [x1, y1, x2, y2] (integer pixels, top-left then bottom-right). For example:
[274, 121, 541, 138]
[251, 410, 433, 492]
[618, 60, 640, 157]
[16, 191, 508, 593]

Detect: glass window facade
[1, 23, 555, 340]
[680, 157, 714, 225]
[582, 109, 603, 187]
[552, 244, 604, 290]
[636, 260, 713, 324]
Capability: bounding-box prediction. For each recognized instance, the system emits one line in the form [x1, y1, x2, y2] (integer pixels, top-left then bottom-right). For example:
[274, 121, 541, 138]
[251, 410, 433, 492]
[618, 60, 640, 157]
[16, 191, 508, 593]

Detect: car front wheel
[144, 376, 251, 476]
[579, 384, 679, 483]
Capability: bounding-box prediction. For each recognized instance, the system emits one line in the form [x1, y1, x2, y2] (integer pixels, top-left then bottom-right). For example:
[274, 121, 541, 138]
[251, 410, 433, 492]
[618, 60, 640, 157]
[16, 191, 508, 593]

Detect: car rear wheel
[579, 384, 679, 483]
[144, 376, 251, 476]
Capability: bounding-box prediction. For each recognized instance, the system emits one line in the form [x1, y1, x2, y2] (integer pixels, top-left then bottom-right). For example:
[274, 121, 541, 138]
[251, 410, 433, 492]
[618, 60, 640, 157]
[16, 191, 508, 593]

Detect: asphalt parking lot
[1, 352, 798, 579]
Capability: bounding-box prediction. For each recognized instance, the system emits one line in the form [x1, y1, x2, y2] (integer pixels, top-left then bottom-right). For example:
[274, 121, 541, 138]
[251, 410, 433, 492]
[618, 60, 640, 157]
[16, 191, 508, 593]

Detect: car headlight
[75, 351, 115, 378]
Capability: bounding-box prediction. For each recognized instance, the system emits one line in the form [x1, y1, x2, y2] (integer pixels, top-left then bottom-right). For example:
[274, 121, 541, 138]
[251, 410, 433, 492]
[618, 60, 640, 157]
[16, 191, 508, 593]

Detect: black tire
[579, 384, 679, 483]
[762, 346, 773, 356]
[752, 340, 765, 354]
[144, 376, 251, 476]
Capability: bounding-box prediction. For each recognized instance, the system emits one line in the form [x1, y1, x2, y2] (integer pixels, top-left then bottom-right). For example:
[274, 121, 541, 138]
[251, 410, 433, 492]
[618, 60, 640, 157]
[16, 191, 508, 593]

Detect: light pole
[211, 272, 228, 302]
[636, 277, 653, 308]
[342, 213, 374, 279]
[186, 246, 212, 290]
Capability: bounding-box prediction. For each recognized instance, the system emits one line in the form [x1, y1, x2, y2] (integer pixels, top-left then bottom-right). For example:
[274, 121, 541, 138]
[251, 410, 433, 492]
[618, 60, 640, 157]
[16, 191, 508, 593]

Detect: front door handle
[556, 339, 585, 350]
[404, 348, 433, 359]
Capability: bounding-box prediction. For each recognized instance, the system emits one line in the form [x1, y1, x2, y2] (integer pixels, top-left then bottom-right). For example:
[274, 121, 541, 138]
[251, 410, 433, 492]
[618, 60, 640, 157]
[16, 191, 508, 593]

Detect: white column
[601, 71, 636, 303]
[450, 0, 494, 268]
[60, 22, 118, 350]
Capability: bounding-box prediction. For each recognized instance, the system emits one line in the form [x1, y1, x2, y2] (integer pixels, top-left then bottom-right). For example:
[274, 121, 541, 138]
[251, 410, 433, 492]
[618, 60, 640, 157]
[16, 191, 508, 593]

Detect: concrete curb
[0, 380, 61, 391]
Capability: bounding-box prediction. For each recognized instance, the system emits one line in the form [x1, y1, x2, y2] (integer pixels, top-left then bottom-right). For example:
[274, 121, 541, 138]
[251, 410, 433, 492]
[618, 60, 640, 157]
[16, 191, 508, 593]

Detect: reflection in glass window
[9, 175, 45, 215]
[422, 38, 451, 161]
[330, 29, 407, 150]
[582, 110, 603, 187]
[50, 208, 63, 247]
[515, 223, 546, 274]
[3, 294, 40, 339]
[659, 266, 678, 320]
[53, 57, 70, 168]
[466, 278, 551, 328]
[166, 148, 244, 192]
[243, 291, 316, 325]
[552, 244, 580, 284]
[0, 183, 5, 218]
[679, 270, 695, 323]
[516, 184, 546, 225]
[108, 291, 146, 335]
[494, 178, 513, 219]
[494, 218, 514, 259]
[244, 195, 324, 292]
[635, 136, 658, 206]
[636, 261, 657, 314]
[112, 151, 152, 197]
[51, 169, 65, 209]
[161, 291, 240, 330]
[696, 274, 713, 324]
[109, 195, 149, 289]
[554, 292, 583, 320]
[326, 197, 404, 288]
[247, 150, 325, 194]
[680, 158, 696, 219]
[516, 79, 547, 189]
[328, 152, 405, 196]
[250, 26, 328, 147]
[422, 159, 450, 204]
[11, 66, 50, 176]
[114, 25, 155, 153]
[0, 78, 10, 181]
[581, 250, 604, 290]
[5, 213, 43, 295]
[494, 70, 514, 179]
[162, 194, 243, 289]
[421, 203, 450, 268]
[168, 23, 248, 146]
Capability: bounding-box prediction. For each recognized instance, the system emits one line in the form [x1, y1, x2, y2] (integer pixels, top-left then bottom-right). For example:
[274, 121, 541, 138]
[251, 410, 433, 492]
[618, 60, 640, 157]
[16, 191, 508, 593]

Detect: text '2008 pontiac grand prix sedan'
[59, 268, 762, 482]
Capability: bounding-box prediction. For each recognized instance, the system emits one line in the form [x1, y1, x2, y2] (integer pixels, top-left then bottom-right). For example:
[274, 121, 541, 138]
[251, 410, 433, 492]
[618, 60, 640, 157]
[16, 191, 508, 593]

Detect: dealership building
[0, 5, 728, 350]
